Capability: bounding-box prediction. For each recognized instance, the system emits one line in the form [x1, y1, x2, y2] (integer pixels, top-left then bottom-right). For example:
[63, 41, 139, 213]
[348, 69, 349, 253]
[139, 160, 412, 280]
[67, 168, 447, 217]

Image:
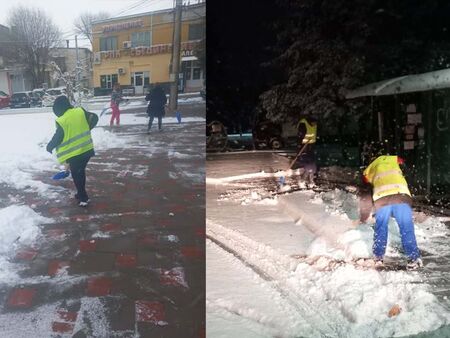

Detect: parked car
[9, 92, 32, 108]
[0, 90, 10, 109]
[42, 87, 66, 107]
[30, 89, 45, 107]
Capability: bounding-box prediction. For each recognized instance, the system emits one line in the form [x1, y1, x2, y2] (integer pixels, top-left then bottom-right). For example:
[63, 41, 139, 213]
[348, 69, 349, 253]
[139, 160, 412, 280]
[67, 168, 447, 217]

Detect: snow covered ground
[206, 152, 450, 337]
[0, 106, 204, 289]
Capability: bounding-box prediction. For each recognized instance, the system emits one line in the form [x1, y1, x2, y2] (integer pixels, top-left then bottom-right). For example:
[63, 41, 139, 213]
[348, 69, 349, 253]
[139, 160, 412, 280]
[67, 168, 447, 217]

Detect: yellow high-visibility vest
[363, 155, 411, 201]
[55, 107, 93, 163]
[297, 118, 317, 144]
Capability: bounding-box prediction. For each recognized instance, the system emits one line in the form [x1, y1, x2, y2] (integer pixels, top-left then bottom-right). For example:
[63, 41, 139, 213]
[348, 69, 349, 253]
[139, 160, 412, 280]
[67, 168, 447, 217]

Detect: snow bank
[0, 205, 51, 284]
[207, 177, 450, 337]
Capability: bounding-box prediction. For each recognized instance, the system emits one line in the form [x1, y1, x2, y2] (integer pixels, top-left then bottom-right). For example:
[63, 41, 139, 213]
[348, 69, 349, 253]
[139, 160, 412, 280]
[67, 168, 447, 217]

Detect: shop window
[100, 36, 118, 51]
[184, 60, 202, 80]
[131, 72, 150, 86]
[193, 68, 201, 80]
[100, 74, 118, 88]
[131, 31, 151, 47]
[188, 23, 204, 40]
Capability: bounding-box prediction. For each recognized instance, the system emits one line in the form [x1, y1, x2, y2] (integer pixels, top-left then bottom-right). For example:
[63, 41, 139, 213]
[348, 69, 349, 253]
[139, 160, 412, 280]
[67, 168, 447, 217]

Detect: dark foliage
[207, 0, 450, 130]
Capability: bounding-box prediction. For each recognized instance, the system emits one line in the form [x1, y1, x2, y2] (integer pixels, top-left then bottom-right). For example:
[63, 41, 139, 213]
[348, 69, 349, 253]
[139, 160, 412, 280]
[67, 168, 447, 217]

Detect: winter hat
[53, 95, 73, 116]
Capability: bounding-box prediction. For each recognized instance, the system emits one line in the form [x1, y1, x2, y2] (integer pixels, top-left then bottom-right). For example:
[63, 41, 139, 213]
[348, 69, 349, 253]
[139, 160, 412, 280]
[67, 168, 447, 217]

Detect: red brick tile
[52, 322, 74, 333]
[48, 260, 70, 277]
[139, 199, 153, 208]
[87, 277, 112, 297]
[46, 229, 65, 239]
[70, 214, 89, 222]
[48, 208, 62, 216]
[159, 267, 188, 288]
[115, 254, 137, 268]
[15, 249, 38, 261]
[92, 203, 108, 212]
[7, 288, 37, 308]
[159, 219, 172, 227]
[100, 223, 121, 233]
[170, 205, 186, 213]
[135, 301, 166, 324]
[181, 246, 204, 259]
[137, 234, 157, 246]
[79, 240, 97, 252]
[57, 310, 78, 322]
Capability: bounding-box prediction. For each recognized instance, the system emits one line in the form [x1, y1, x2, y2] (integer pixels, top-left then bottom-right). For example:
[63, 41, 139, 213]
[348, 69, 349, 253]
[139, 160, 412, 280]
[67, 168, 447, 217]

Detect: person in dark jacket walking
[46, 96, 98, 207]
[145, 85, 167, 133]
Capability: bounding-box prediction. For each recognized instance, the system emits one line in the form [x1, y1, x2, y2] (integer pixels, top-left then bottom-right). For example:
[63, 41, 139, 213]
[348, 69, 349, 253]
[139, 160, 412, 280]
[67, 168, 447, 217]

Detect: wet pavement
[0, 120, 205, 337]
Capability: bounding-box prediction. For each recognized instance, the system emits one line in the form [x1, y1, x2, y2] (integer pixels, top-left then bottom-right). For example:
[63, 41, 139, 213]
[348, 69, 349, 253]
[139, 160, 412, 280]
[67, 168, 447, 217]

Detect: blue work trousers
[373, 203, 420, 260]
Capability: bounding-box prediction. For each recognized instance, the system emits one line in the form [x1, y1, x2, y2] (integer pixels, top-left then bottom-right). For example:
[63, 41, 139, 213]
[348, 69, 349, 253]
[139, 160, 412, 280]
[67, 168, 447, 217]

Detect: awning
[346, 68, 450, 99]
[182, 56, 198, 61]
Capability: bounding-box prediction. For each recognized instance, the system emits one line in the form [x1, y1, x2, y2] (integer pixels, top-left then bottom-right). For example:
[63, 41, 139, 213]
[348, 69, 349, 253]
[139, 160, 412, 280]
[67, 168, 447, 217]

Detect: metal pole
[169, 0, 182, 113]
[426, 94, 432, 195]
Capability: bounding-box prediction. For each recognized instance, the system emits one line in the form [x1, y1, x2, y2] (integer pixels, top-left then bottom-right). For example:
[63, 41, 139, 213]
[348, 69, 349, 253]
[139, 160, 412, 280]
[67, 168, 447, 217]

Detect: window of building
[188, 23, 204, 40]
[184, 60, 202, 80]
[131, 31, 151, 47]
[100, 74, 118, 88]
[100, 36, 118, 51]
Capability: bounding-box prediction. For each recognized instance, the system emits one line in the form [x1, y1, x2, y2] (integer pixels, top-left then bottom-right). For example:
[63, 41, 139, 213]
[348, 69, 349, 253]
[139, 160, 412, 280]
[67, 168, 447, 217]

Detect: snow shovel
[52, 163, 70, 180]
[288, 143, 309, 170]
[52, 170, 70, 180]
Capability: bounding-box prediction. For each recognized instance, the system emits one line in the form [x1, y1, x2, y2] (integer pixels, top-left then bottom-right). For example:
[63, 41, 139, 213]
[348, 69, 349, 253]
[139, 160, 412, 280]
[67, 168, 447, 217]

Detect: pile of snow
[207, 171, 450, 337]
[0, 205, 51, 284]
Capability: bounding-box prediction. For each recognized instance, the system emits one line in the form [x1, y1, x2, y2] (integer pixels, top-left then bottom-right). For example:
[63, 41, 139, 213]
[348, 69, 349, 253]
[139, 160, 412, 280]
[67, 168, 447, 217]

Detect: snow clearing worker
[46, 96, 98, 207]
[146, 85, 167, 133]
[360, 153, 422, 269]
[295, 115, 318, 184]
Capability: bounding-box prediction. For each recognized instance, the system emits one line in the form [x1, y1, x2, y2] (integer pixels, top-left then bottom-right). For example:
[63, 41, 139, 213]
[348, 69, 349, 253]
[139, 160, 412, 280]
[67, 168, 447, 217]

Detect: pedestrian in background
[110, 83, 124, 127]
[46, 96, 98, 207]
[145, 85, 167, 133]
[359, 151, 422, 270]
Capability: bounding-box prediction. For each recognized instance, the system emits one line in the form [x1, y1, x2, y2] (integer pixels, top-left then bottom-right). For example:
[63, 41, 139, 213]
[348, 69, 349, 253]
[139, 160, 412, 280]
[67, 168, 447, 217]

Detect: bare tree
[8, 6, 61, 89]
[73, 12, 110, 46]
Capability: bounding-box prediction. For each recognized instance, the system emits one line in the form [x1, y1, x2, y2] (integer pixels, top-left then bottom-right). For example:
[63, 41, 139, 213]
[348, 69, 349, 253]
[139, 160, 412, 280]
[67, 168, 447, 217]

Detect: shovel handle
[288, 143, 309, 169]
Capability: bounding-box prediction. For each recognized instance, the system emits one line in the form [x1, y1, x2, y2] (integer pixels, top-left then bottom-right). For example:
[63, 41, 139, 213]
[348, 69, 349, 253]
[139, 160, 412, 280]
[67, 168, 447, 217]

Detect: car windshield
[0, 91, 7, 97]
[12, 93, 28, 99]
[46, 90, 61, 96]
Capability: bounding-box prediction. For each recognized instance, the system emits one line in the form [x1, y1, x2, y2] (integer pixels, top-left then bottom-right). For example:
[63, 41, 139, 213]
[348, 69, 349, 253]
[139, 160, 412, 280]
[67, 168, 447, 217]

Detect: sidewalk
[0, 122, 205, 337]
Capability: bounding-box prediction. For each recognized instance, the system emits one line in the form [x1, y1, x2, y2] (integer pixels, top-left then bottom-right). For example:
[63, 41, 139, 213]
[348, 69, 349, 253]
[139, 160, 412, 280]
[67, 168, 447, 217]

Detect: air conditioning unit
[118, 68, 126, 75]
[123, 41, 132, 49]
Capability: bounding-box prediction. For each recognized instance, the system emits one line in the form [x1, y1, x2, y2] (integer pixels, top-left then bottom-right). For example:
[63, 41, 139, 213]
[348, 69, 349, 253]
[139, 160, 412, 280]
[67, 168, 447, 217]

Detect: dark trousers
[148, 116, 162, 130]
[67, 152, 92, 202]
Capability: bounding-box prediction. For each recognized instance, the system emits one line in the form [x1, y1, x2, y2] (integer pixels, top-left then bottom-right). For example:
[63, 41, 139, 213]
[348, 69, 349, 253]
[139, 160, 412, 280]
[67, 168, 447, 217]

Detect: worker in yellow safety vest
[46, 96, 98, 207]
[359, 154, 422, 270]
[295, 116, 318, 184]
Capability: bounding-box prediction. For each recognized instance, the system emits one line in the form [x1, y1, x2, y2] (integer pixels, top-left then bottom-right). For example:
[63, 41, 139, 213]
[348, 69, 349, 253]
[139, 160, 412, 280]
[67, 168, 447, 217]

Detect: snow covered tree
[73, 12, 109, 46]
[260, 0, 450, 126]
[48, 60, 89, 106]
[8, 6, 61, 89]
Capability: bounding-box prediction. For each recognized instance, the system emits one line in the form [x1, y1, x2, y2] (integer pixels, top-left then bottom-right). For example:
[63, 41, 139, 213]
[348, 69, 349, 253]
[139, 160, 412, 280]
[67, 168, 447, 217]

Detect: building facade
[92, 2, 205, 96]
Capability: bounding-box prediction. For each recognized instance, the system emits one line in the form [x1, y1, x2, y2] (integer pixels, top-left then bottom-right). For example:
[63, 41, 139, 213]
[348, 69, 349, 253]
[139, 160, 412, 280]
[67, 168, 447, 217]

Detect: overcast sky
[0, 0, 175, 48]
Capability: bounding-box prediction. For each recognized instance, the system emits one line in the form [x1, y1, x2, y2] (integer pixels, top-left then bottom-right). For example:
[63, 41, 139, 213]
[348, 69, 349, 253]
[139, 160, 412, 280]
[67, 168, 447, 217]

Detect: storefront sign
[130, 44, 172, 56]
[181, 50, 194, 57]
[101, 50, 121, 59]
[103, 20, 144, 33]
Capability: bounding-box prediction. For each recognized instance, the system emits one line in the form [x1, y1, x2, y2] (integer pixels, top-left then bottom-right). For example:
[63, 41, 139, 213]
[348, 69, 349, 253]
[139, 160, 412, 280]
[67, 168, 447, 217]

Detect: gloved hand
[46, 144, 53, 154]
